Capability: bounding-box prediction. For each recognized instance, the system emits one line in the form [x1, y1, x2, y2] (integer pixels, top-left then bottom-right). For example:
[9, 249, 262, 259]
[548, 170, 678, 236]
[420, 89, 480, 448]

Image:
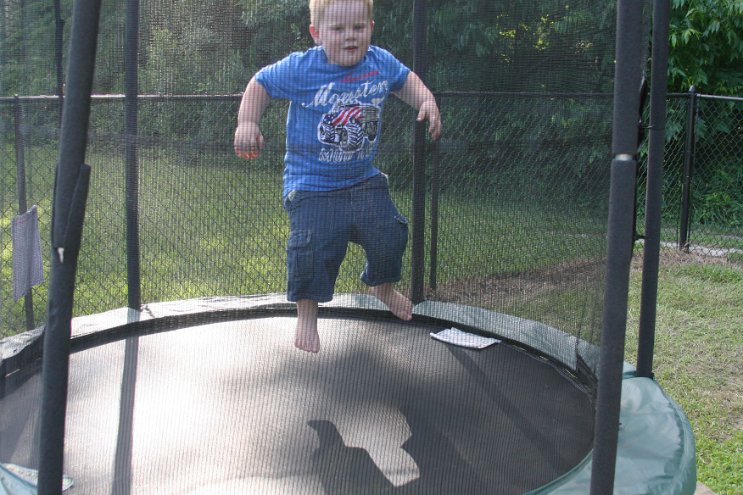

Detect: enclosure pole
[13, 96, 35, 329]
[636, 0, 670, 378]
[125, 0, 141, 309]
[410, 0, 427, 303]
[590, 1, 646, 493]
[410, 0, 426, 304]
[679, 85, 697, 251]
[38, 0, 101, 492]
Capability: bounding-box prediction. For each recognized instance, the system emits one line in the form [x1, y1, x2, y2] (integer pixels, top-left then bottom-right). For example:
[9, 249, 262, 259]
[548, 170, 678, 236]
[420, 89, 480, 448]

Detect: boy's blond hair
[309, 0, 374, 26]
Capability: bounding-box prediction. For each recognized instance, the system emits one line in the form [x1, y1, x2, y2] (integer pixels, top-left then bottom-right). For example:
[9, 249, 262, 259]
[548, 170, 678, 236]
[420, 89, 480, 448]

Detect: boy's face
[310, 0, 374, 67]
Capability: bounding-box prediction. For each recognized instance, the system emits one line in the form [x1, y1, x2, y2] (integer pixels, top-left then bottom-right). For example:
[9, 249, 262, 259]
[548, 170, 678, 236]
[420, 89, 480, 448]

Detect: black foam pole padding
[611, 1, 647, 156]
[590, 0, 647, 493]
[637, 0, 671, 378]
[38, 0, 101, 491]
[125, 0, 142, 309]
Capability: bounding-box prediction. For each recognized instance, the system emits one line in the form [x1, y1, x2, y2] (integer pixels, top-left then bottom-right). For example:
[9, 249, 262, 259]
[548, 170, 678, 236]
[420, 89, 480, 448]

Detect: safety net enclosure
[1, 0, 695, 494]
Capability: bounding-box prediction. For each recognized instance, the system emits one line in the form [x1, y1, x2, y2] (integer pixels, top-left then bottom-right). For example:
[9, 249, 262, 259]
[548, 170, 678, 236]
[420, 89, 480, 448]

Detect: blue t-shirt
[255, 45, 410, 197]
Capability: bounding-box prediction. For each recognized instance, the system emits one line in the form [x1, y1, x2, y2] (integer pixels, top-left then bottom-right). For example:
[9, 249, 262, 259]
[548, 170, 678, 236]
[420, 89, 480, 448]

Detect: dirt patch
[430, 248, 736, 306]
[632, 247, 742, 272]
[428, 257, 606, 306]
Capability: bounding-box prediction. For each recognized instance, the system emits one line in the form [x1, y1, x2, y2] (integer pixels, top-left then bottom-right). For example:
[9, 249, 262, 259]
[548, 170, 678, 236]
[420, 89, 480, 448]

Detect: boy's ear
[309, 24, 320, 44]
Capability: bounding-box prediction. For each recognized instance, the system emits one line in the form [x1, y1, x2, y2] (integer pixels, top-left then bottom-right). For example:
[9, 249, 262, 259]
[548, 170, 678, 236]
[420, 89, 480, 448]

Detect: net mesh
[1, 1, 644, 493]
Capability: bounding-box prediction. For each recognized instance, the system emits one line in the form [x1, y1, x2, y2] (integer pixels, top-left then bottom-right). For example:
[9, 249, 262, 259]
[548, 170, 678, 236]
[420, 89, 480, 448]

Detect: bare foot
[295, 327, 320, 353]
[295, 300, 320, 353]
[370, 284, 413, 321]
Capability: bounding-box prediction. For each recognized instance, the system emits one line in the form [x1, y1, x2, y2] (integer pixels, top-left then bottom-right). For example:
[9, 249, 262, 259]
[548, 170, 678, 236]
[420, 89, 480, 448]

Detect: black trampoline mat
[2, 316, 594, 494]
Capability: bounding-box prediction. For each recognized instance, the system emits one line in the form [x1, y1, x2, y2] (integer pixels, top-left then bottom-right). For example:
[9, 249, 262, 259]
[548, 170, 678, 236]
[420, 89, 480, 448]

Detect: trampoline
[1, 0, 697, 494]
[2, 295, 694, 494]
[3, 296, 598, 494]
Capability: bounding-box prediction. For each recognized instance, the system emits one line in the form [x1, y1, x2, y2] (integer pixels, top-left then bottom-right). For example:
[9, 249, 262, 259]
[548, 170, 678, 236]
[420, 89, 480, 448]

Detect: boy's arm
[394, 72, 442, 141]
[234, 77, 271, 159]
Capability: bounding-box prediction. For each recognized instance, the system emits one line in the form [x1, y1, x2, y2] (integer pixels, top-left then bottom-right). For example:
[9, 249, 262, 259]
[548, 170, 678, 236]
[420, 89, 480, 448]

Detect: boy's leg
[285, 189, 350, 353]
[353, 175, 413, 321]
[295, 299, 320, 353]
[370, 283, 412, 321]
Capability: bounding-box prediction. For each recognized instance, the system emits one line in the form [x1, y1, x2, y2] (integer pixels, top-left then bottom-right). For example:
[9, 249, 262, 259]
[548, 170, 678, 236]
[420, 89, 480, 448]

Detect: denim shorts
[282, 174, 409, 302]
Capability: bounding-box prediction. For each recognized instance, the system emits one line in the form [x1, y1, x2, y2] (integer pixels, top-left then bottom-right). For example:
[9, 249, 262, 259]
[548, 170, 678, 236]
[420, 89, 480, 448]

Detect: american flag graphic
[331, 105, 363, 126]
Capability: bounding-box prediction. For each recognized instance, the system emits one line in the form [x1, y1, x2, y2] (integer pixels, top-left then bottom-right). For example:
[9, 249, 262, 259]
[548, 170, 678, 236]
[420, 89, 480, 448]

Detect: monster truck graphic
[318, 103, 380, 152]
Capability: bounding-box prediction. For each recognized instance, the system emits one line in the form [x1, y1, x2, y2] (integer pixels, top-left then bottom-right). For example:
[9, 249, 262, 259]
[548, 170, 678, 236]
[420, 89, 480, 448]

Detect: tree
[668, 0, 743, 95]
[371, 0, 617, 93]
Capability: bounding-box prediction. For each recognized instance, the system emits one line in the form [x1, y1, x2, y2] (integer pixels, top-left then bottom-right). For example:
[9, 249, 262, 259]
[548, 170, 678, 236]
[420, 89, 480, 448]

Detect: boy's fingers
[429, 121, 441, 141]
[416, 106, 427, 122]
[234, 132, 264, 160]
[236, 149, 260, 160]
[418, 106, 442, 140]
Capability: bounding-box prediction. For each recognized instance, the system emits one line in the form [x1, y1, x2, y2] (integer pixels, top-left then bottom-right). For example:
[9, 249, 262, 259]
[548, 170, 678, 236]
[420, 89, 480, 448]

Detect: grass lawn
[625, 249, 743, 495]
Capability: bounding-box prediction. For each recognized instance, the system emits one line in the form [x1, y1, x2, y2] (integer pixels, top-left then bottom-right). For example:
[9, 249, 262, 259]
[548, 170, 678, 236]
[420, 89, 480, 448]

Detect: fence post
[679, 85, 697, 251]
[13, 96, 36, 330]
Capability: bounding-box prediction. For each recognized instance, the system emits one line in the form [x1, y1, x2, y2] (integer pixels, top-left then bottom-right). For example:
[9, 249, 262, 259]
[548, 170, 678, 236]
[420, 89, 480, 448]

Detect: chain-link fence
[635, 90, 743, 259]
[2, 90, 741, 339]
[1, 96, 60, 337]
[2, 92, 611, 345]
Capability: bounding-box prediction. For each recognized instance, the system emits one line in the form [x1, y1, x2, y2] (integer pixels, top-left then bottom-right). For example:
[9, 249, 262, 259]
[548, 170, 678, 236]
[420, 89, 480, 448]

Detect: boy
[234, 0, 441, 353]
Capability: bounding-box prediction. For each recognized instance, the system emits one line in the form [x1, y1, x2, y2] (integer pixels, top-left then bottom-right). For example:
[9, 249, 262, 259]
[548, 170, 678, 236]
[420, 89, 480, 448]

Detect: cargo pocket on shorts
[287, 230, 313, 285]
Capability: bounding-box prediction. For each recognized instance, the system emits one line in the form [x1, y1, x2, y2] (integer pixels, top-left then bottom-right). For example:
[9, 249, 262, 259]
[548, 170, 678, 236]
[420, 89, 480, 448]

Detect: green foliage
[2, 0, 742, 98]
[668, 0, 743, 95]
[239, 0, 311, 60]
[693, 160, 743, 228]
[138, 0, 257, 94]
[375, 0, 617, 93]
[0, 0, 62, 95]
[229, 0, 618, 93]
[691, 99, 743, 228]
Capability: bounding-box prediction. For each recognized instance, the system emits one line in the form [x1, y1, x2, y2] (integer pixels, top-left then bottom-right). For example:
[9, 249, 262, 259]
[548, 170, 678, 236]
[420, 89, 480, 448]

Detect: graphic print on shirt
[317, 101, 380, 153]
[309, 79, 387, 163]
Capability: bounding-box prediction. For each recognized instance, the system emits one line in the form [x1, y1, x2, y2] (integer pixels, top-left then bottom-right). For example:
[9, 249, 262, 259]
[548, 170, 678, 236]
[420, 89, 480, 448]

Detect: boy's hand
[234, 122, 264, 160]
[417, 100, 442, 141]
[395, 72, 443, 141]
